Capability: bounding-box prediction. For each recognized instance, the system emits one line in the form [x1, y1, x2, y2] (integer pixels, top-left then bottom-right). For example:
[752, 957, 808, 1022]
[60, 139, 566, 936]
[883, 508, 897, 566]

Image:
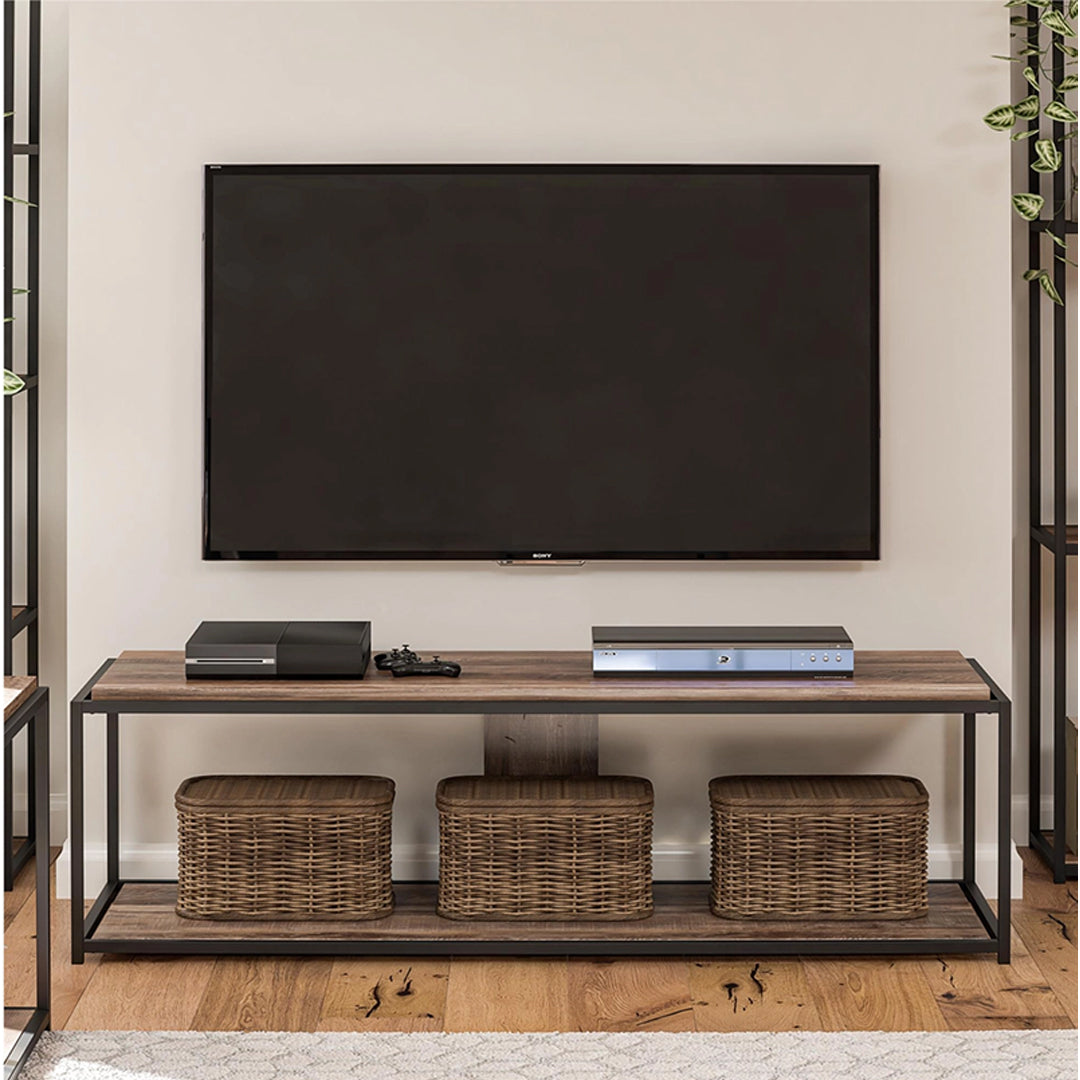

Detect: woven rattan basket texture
[436, 776, 654, 921]
[709, 775, 929, 921]
[176, 775, 394, 921]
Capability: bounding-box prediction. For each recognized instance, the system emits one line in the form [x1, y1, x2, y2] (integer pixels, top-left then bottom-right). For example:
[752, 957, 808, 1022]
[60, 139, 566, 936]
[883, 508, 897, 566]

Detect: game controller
[374, 645, 462, 678]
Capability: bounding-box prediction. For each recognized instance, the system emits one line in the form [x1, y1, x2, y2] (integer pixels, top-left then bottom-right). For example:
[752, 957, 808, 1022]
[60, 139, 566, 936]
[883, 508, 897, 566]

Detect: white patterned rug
[20, 1029, 1079, 1080]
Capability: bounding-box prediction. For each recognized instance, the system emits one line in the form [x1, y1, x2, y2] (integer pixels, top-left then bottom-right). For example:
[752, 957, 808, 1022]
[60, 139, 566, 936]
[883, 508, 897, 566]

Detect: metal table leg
[69, 698, 83, 964]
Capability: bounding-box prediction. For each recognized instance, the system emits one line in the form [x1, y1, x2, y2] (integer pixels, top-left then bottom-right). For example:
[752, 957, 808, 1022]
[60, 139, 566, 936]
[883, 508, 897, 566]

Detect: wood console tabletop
[90, 649, 991, 704]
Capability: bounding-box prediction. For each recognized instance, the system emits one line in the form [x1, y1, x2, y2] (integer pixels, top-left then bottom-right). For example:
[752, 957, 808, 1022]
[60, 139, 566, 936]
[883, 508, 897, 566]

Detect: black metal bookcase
[3, 3, 48, 1078]
[1026, 2, 1078, 882]
[3, 0, 40, 893]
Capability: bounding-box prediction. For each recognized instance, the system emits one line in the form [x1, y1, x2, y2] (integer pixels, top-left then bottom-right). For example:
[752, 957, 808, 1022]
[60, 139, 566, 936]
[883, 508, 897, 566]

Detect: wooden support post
[483, 714, 599, 777]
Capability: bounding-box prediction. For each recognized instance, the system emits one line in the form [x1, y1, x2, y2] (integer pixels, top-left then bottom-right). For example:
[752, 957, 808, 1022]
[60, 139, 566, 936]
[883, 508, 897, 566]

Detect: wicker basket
[436, 776, 654, 921]
[709, 775, 928, 921]
[176, 775, 394, 921]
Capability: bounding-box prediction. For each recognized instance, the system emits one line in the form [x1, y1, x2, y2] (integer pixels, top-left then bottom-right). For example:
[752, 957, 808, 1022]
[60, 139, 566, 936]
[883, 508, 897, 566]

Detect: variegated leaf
[984, 104, 1018, 129]
[3, 369, 24, 396]
[1011, 16, 1037, 26]
[1023, 66, 1041, 89]
[1015, 94, 1042, 119]
[1012, 192, 1046, 219]
[1044, 228, 1069, 248]
[1023, 268, 1043, 280]
[1041, 9, 1075, 35]
[1058, 75, 1079, 92]
[1012, 128, 1040, 140]
[1045, 99, 1079, 122]
[1038, 271, 1064, 305]
[1033, 138, 1064, 171]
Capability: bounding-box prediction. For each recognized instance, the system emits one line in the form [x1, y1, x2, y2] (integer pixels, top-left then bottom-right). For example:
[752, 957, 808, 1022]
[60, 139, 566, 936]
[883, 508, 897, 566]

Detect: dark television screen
[205, 165, 878, 560]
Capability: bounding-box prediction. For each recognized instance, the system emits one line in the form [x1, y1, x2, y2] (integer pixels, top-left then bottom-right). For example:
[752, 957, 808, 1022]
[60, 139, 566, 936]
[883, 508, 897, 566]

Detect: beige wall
[59, 0, 1018, 895]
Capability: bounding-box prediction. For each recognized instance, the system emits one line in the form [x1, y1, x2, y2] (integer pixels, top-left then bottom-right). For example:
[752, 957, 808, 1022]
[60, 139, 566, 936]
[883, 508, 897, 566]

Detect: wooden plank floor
[4, 849, 1076, 1032]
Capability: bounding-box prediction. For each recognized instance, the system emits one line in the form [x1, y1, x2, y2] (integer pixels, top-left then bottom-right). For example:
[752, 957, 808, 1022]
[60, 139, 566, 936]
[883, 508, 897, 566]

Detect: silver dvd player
[592, 626, 854, 677]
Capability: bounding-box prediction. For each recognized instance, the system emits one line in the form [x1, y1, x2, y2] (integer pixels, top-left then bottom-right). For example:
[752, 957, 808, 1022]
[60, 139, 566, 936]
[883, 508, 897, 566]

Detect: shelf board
[1032, 524, 1078, 556]
[3, 677, 37, 722]
[87, 880, 992, 952]
[1039, 831, 1078, 866]
[89, 650, 994, 707]
[8, 606, 36, 636]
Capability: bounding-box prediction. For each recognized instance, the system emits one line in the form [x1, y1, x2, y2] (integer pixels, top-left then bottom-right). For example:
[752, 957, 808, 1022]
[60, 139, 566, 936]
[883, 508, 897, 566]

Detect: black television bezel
[203, 163, 880, 562]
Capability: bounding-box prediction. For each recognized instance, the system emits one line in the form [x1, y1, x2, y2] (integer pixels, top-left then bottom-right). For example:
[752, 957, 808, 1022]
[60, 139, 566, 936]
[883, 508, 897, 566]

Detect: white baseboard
[57, 840, 1025, 901]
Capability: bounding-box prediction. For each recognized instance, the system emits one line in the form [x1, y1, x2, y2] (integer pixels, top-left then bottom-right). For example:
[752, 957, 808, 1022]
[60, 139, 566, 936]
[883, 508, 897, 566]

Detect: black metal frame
[69, 657, 1011, 963]
[4, 687, 49, 1080]
[203, 163, 880, 564]
[1026, 1, 1077, 884]
[4, 0, 41, 894]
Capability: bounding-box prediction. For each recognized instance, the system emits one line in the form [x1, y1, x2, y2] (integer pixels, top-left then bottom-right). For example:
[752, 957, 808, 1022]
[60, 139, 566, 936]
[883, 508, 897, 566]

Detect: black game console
[185, 621, 371, 679]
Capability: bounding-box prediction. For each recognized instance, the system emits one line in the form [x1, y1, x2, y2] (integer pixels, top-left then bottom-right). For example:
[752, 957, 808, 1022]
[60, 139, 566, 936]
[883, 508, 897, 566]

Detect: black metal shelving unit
[1026, 2, 1078, 883]
[3, 0, 40, 895]
[3, 3, 47, 1076]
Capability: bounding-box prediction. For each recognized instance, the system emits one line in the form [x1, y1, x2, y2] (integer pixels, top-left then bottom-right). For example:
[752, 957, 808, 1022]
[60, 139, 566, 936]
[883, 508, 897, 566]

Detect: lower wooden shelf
[1038, 830, 1078, 865]
[85, 880, 994, 956]
[1033, 523, 1079, 555]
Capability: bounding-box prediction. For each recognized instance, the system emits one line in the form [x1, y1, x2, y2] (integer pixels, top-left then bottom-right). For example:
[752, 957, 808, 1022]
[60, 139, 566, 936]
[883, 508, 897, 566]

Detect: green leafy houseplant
[984, 0, 1078, 303]
[4, 108, 30, 395]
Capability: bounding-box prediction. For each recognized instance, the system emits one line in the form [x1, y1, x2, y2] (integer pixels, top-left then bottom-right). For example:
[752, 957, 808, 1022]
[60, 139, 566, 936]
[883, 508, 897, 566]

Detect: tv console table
[70, 650, 1012, 963]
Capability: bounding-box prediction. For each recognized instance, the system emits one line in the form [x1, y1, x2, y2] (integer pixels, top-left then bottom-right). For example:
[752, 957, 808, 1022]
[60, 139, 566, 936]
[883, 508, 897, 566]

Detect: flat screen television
[204, 164, 879, 561]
